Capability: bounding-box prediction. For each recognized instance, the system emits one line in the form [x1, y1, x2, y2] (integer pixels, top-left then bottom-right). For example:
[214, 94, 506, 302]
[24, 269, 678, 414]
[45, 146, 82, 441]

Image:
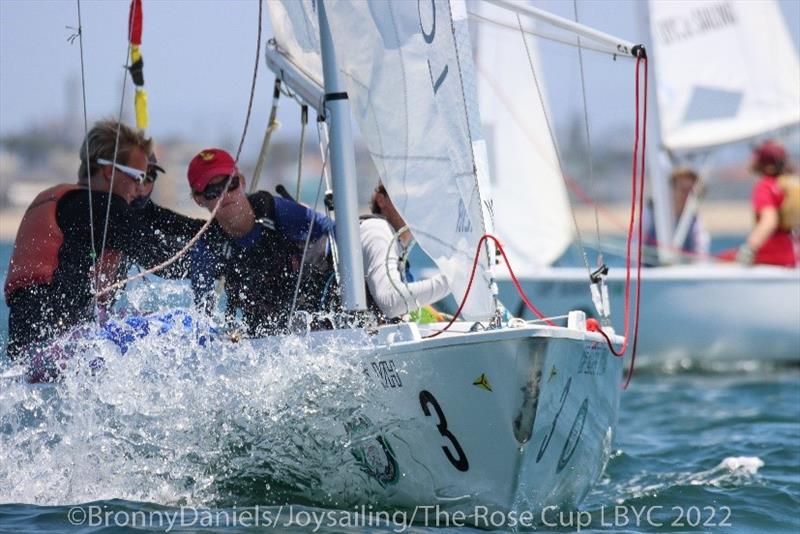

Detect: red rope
[424, 234, 552, 339]
[623, 55, 648, 389]
[592, 53, 647, 390]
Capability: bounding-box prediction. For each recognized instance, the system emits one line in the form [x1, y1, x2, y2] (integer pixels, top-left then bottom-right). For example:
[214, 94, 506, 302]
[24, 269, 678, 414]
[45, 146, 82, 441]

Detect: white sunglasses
[97, 158, 155, 184]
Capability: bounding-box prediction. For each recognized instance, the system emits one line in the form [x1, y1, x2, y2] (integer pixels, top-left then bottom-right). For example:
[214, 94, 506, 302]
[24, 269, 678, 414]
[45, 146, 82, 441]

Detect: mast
[316, 0, 367, 311]
[637, 0, 676, 265]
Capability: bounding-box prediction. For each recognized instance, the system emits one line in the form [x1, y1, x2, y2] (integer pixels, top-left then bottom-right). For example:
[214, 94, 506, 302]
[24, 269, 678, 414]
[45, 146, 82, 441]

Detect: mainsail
[473, 5, 572, 271]
[268, 0, 496, 320]
[649, 0, 800, 152]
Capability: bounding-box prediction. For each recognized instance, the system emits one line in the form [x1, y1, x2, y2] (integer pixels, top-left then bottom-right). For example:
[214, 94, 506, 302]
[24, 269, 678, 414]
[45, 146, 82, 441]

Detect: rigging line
[316, 116, 340, 285]
[516, 14, 592, 279]
[295, 105, 308, 200]
[473, 55, 632, 238]
[624, 55, 648, 390]
[95, 0, 264, 298]
[572, 0, 604, 266]
[97, 1, 137, 303]
[72, 0, 98, 312]
[287, 141, 330, 322]
[233, 0, 263, 163]
[251, 78, 282, 195]
[215, 1, 266, 303]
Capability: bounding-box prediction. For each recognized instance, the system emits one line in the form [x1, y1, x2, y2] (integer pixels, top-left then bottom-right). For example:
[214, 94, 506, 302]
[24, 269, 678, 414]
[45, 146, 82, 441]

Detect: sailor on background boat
[360, 183, 450, 322]
[735, 141, 798, 267]
[4, 119, 202, 360]
[187, 148, 335, 335]
[642, 168, 710, 266]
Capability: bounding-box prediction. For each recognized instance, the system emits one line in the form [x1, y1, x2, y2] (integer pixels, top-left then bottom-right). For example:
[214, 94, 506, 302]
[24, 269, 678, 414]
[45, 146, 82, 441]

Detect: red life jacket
[4, 184, 123, 300]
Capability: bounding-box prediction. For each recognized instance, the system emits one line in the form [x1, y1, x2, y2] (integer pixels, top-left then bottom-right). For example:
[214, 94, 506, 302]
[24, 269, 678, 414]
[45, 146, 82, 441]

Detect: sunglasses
[97, 158, 156, 184]
[197, 175, 240, 200]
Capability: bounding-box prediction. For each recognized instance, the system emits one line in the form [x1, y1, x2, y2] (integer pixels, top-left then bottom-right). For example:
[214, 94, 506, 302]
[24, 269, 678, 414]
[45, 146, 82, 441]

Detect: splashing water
[0, 305, 384, 508]
[594, 453, 766, 506]
[689, 456, 765, 487]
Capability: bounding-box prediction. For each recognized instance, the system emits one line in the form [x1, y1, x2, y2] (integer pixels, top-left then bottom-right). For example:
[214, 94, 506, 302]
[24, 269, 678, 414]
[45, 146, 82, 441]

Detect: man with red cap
[186, 148, 335, 335]
[736, 140, 797, 267]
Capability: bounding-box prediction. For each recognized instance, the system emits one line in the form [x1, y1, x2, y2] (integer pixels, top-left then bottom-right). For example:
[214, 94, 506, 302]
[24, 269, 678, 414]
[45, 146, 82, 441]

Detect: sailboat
[492, 0, 800, 367]
[10, 0, 639, 518]
[251, 0, 641, 517]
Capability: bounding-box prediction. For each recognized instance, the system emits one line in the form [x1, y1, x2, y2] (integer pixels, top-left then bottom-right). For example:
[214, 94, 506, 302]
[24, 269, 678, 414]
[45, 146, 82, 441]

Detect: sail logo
[418, 0, 449, 95]
[456, 199, 472, 233]
[656, 2, 738, 46]
[473, 373, 492, 392]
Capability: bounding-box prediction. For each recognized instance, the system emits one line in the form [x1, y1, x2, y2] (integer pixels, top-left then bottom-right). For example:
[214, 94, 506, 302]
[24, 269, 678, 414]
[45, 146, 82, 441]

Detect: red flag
[128, 0, 143, 45]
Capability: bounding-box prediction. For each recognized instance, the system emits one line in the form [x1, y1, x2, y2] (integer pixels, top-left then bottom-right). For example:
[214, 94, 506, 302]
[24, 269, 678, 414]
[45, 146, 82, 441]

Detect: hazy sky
[1, 0, 798, 151]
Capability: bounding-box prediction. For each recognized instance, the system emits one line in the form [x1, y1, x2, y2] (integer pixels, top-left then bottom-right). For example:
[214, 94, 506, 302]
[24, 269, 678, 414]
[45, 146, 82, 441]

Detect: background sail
[649, 0, 800, 152]
[473, 6, 572, 272]
[269, 0, 496, 319]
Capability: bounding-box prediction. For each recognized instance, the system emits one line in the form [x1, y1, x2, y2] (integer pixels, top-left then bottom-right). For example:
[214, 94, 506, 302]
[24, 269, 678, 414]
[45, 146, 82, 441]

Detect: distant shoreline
[0, 201, 753, 242]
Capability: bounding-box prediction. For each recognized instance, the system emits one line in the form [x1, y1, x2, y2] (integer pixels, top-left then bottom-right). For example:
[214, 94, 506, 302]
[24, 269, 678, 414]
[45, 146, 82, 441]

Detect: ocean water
[0, 241, 798, 533]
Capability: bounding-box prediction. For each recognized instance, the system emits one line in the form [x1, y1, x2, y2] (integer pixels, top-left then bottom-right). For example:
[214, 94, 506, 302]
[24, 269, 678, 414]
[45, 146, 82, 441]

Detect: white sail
[474, 6, 572, 271]
[649, 0, 800, 151]
[268, 0, 496, 320]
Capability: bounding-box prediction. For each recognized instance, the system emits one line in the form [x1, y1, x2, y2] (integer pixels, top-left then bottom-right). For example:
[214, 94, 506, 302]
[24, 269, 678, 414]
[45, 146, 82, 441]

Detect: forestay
[268, 0, 496, 320]
[473, 4, 572, 271]
[649, 0, 800, 151]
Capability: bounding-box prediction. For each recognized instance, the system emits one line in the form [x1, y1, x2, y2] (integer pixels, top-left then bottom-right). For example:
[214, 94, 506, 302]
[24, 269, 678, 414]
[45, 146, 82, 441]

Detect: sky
[1, 0, 798, 152]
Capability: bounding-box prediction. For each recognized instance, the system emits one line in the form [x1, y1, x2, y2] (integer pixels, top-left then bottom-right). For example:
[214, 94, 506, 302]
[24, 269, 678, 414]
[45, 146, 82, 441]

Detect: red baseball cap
[753, 140, 786, 167]
[187, 148, 237, 192]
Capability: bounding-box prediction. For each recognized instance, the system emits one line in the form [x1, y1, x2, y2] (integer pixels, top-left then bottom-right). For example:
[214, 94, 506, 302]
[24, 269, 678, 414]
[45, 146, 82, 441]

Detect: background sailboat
[494, 0, 800, 367]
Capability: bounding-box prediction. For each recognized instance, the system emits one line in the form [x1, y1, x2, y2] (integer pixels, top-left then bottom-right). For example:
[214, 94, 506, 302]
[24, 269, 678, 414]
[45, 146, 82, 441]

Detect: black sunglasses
[198, 175, 240, 200]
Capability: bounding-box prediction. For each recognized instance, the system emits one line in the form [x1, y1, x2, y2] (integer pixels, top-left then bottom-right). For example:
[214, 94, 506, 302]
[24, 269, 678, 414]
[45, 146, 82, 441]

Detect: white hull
[497, 265, 800, 366]
[254, 321, 623, 518]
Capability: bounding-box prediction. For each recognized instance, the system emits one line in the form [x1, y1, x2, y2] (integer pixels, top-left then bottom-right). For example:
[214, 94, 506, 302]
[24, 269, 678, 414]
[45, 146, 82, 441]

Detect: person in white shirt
[361, 183, 450, 321]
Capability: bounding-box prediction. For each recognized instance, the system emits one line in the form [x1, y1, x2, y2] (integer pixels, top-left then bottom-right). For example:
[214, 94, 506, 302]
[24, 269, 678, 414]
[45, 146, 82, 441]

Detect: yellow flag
[134, 88, 148, 130]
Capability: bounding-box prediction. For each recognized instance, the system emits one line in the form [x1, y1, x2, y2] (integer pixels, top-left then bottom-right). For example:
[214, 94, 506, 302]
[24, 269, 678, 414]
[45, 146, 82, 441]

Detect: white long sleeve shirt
[360, 217, 450, 319]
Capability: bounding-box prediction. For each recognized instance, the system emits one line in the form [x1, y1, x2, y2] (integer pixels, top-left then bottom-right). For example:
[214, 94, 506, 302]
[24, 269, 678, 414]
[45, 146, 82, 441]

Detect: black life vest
[221, 192, 334, 334]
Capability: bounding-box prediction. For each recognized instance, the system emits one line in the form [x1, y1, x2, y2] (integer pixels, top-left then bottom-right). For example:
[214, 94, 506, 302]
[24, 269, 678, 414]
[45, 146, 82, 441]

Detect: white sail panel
[649, 0, 800, 151]
[266, 0, 495, 319]
[322, 0, 495, 320]
[474, 7, 572, 273]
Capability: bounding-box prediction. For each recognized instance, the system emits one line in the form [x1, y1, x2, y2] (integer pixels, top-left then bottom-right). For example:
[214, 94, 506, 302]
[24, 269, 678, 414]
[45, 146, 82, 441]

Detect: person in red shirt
[736, 140, 797, 267]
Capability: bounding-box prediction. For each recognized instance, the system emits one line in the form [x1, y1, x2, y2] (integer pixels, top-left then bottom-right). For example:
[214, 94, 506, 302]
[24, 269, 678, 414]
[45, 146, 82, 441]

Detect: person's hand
[735, 244, 754, 265]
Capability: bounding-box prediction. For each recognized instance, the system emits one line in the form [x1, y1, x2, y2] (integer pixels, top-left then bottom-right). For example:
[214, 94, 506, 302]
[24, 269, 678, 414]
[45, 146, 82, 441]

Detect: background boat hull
[498, 265, 800, 366]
